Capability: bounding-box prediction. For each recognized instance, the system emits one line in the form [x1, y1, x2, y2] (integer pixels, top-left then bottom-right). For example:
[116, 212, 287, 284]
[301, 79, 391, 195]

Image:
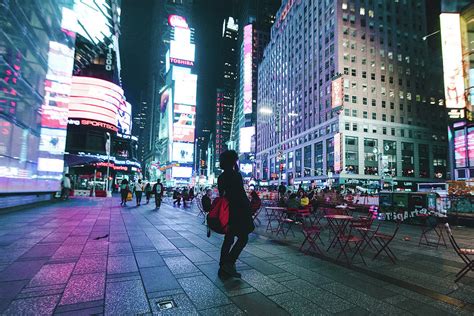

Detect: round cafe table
[324, 214, 353, 251]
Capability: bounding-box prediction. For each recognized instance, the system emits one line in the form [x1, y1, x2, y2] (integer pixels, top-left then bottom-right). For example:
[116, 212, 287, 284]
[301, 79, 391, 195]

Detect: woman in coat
[217, 150, 254, 278]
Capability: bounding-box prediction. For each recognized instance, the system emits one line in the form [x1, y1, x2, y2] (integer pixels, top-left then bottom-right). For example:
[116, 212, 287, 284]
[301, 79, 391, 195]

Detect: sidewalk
[0, 197, 471, 315]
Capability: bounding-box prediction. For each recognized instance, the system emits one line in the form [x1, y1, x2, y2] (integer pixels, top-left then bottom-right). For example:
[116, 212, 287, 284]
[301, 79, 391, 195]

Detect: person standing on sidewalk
[153, 179, 164, 209]
[134, 179, 144, 206]
[61, 174, 72, 200]
[218, 150, 254, 278]
[120, 179, 129, 206]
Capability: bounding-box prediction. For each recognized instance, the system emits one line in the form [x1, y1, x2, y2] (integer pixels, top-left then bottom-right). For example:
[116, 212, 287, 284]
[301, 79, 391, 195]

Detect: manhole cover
[156, 299, 176, 311]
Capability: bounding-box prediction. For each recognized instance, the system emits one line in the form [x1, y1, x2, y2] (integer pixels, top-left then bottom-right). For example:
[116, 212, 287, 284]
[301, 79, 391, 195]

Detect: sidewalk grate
[156, 299, 176, 311]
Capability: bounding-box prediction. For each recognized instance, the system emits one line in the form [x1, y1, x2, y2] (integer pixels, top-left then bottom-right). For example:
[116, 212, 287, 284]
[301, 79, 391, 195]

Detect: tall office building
[256, 0, 447, 191]
[229, 0, 280, 178]
[214, 17, 239, 173]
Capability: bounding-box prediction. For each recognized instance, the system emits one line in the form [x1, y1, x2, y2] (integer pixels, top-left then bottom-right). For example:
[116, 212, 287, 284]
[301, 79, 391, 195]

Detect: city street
[0, 198, 472, 315]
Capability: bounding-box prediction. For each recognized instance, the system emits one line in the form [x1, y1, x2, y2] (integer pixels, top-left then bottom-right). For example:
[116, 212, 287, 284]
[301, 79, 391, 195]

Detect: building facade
[230, 0, 280, 177]
[214, 17, 239, 173]
[257, 0, 447, 191]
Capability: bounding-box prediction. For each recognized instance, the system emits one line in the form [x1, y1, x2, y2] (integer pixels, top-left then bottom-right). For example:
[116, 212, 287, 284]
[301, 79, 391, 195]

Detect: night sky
[120, 0, 231, 140]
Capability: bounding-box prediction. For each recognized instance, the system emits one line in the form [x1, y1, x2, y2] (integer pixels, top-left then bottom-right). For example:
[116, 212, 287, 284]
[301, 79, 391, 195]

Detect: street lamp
[372, 147, 383, 191]
[422, 30, 440, 41]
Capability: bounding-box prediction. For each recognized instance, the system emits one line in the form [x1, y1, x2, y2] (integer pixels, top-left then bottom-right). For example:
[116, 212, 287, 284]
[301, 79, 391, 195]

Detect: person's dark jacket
[218, 170, 254, 236]
[202, 195, 212, 213]
[152, 183, 164, 197]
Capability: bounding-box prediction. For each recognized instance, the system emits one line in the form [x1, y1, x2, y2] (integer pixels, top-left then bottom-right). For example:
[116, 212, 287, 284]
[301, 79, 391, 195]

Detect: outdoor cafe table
[324, 214, 354, 251]
[265, 207, 287, 233]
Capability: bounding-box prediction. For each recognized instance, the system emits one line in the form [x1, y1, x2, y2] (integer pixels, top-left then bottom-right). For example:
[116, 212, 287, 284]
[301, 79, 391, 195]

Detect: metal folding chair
[445, 223, 474, 282]
[252, 206, 263, 226]
[372, 220, 401, 263]
[275, 208, 296, 238]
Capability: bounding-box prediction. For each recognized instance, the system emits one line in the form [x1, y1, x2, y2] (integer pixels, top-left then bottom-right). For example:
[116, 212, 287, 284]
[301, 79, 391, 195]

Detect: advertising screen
[454, 129, 466, 168]
[172, 166, 193, 178]
[169, 27, 195, 63]
[334, 133, 342, 172]
[240, 163, 253, 177]
[159, 88, 172, 140]
[172, 142, 194, 163]
[243, 24, 253, 114]
[173, 106, 195, 143]
[117, 101, 132, 135]
[174, 72, 197, 105]
[468, 127, 474, 167]
[239, 126, 255, 154]
[0, 8, 76, 193]
[440, 14, 466, 112]
[331, 77, 343, 108]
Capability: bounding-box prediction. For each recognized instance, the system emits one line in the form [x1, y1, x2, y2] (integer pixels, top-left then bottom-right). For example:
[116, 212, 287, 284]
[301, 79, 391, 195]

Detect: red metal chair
[372, 220, 401, 263]
[299, 208, 324, 254]
[252, 206, 263, 226]
[445, 223, 474, 282]
[275, 208, 297, 237]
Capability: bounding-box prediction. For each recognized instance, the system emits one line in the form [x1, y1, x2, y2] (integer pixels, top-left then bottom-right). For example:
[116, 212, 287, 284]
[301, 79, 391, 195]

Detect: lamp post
[105, 132, 111, 197]
[373, 147, 384, 191]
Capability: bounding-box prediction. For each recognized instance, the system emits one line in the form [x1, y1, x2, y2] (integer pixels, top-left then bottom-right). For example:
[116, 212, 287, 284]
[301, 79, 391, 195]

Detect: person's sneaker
[221, 263, 241, 278]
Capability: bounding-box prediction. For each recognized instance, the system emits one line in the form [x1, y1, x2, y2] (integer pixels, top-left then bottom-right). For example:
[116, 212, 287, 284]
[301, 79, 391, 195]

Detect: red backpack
[207, 197, 229, 236]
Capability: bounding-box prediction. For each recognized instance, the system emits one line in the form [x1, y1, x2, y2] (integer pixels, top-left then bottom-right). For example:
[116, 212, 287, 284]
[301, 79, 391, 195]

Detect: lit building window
[360, 8, 365, 15]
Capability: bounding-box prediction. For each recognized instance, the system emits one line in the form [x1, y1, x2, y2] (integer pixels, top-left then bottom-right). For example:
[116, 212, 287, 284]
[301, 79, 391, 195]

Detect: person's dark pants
[220, 233, 249, 265]
[155, 194, 162, 208]
[120, 190, 128, 205]
[146, 192, 151, 203]
[173, 197, 181, 206]
[135, 191, 143, 205]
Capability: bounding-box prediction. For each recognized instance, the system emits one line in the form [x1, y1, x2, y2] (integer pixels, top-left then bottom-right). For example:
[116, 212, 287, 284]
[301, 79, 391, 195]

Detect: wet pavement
[0, 197, 473, 315]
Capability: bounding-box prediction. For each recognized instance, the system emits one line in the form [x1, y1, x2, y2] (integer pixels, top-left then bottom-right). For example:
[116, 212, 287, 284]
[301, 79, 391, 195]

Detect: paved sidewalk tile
[0, 198, 472, 315]
[105, 279, 150, 315]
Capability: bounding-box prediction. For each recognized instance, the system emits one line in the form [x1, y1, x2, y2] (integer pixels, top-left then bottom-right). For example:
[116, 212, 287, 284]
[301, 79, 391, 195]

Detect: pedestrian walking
[217, 150, 254, 278]
[173, 188, 181, 207]
[134, 179, 144, 206]
[182, 187, 189, 207]
[120, 179, 129, 206]
[144, 181, 152, 204]
[153, 179, 164, 209]
[61, 174, 72, 200]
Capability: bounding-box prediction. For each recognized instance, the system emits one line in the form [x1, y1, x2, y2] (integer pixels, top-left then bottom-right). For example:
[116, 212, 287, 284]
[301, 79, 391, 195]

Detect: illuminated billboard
[172, 142, 194, 163]
[331, 77, 343, 108]
[334, 133, 342, 173]
[169, 26, 195, 64]
[243, 24, 253, 114]
[174, 72, 197, 105]
[239, 126, 255, 154]
[172, 166, 193, 178]
[159, 88, 172, 140]
[0, 4, 76, 194]
[69, 76, 124, 127]
[440, 13, 466, 119]
[118, 101, 132, 135]
[173, 104, 195, 142]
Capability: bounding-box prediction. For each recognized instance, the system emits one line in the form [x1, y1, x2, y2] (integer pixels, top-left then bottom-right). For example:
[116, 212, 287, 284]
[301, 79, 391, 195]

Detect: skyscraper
[214, 17, 239, 173]
[257, 0, 447, 191]
[229, 0, 281, 178]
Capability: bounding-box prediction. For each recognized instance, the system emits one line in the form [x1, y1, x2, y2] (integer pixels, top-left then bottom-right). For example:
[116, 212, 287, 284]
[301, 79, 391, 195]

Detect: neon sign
[243, 24, 253, 114]
[68, 119, 118, 132]
[170, 57, 194, 66]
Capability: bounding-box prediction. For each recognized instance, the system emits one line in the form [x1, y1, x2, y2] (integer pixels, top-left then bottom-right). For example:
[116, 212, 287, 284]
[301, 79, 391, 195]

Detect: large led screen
[0, 4, 76, 193]
[169, 27, 195, 63]
[172, 142, 194, 163]
[239, 126, 255, 154]
[172, 166, 193, 178]
[69, 76, 124, 127]
[454, 129, 466, 168]
[118, 101, 132, 135]
[440, 13, 466, 110]
[173, 104, 195, 142]
[159, 88, 172, 140]
[174, 72, 197, 105]
[243, 24, 253, 114]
